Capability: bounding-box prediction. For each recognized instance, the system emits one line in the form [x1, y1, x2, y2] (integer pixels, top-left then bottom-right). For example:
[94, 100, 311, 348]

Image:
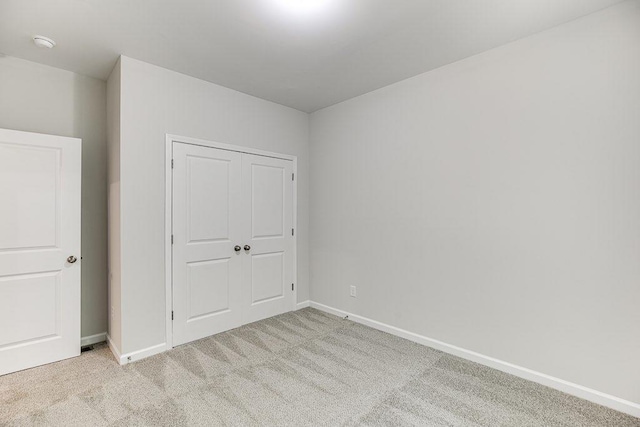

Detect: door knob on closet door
[67, 255, 77, 264]
[234, 245, 241, 252]
[244, 245, 251, 251]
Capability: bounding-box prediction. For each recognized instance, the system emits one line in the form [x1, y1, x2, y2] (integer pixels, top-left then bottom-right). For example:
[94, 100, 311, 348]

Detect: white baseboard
[119, 343, 167, 365]
[106, 334, 122, 362]
[106, 334, 167, 365]
[81, 332, 107, 347]
[296, 300, 310, 310]
[309, 301, 640, 418]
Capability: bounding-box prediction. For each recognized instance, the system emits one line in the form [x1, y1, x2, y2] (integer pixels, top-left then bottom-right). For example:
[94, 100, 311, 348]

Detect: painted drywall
[309, 0, 640, 405]
[116, 56, 309, 354]
[106, 58, 122, 352]
[0, 55, 108, 339]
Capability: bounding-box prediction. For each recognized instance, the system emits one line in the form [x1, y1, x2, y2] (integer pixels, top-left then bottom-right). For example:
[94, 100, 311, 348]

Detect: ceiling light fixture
[33, 35, 56, 49]
[273, 0, 333, 15]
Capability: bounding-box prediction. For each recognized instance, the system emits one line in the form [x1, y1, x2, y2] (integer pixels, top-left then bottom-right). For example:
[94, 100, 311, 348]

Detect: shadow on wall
[73, 73, 108, 340]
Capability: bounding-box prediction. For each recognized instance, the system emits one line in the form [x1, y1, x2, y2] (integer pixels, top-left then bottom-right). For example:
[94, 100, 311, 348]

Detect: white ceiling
[0, 0, 625, 112]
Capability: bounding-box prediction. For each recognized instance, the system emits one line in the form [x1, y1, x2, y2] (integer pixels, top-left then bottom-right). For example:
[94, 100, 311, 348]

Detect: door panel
[187, 259, 230, 320]
[0, 144, 59, 250]
[0, 272, 59, 347]
[0, 128, 81, 376]
[251, 164, 285, 239]
[187, 156, 231, 243]
[251, 251, 284, 304]
[242, 154, 294, 324]
[172, 143, 242, 346]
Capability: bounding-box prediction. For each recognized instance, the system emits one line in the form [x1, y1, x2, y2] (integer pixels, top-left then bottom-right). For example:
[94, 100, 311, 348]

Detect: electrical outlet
[350, 286, 357, 298]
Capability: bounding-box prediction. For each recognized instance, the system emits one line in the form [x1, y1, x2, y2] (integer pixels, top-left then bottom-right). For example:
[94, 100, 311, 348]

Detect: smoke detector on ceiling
[33, 35, 56, 49]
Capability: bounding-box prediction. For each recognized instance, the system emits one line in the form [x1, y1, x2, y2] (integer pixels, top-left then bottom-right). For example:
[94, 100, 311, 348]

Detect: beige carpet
[0, 308, 637, 426]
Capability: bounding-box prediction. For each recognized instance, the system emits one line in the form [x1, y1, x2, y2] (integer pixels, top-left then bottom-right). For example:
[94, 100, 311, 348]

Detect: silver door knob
[67, 255, 77, 264]
[234, 245, 241, 252]
[244, 245, 251, 251]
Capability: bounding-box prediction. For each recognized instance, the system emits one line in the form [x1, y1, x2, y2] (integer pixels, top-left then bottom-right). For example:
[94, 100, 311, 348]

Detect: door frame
[164, 134, 298, 349]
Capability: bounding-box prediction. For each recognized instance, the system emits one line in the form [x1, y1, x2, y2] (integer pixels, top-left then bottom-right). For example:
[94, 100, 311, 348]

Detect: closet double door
[172, 142, 294, 346]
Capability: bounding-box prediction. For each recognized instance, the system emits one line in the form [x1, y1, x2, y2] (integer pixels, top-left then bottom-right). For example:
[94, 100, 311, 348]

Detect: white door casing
[0, 128, 81, 376]
[172, 143, 243, 346]
[170, 138, 296, 347]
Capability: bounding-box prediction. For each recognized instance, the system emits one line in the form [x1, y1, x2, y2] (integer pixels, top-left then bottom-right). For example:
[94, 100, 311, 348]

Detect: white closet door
[241, 154, 294, 324]
[0, 128, 81, 376]
[172, 143, 243, 346]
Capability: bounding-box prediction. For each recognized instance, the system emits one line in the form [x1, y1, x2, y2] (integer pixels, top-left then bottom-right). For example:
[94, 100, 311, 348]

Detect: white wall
[116, 56, 309, 354]
[310, 1, 640, 406]
[0, 56, 108, 339]
[106, 58, 122, 352]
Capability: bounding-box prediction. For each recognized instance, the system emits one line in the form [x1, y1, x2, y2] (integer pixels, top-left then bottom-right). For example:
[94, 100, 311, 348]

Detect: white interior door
[0, 128, 81, 376]
[242, 154, 294, 324]
[172, 143, 243, 346]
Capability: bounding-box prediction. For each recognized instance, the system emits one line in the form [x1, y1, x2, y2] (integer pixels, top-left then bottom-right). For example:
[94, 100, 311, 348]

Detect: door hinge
[292, 283, 294, 291]
[292, 228, 294, 236]
[171, 235, 174, 244]
[171, 311, 174, 320]
[171, 159, 174, 169]
[292, 173, 294, 181]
